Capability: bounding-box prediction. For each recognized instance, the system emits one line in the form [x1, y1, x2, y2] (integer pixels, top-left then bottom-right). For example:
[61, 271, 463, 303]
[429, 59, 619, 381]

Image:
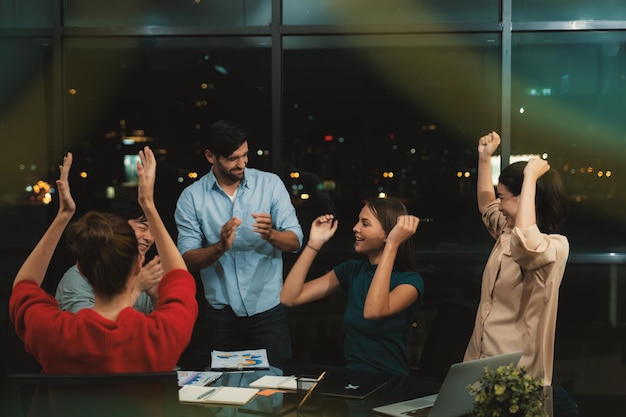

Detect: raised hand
[478, 131, 501, 159]
[385, 215, 419, 247]
[308, 214, 338, 249]
[56, 152, 76, 217]
[137, 146, 156, 208]
[524, 158, 550, 181]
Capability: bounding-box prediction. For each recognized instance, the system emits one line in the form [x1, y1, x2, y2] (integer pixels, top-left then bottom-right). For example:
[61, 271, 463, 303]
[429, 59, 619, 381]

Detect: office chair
[414, 301, 477, 378]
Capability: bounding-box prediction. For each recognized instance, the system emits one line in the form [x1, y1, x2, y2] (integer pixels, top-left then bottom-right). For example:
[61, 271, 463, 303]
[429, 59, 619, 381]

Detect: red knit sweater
[10, 268, 198, 373]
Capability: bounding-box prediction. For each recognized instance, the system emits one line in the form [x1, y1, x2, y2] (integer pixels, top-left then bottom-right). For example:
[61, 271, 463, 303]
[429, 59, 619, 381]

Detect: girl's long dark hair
[365, 197, 418, 272]
[499, 160, 568, 234]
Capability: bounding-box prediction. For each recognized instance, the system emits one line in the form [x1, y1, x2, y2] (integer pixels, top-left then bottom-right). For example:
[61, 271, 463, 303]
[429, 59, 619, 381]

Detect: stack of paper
[249, 375, 298, 390]
[178, 385, 259, 405]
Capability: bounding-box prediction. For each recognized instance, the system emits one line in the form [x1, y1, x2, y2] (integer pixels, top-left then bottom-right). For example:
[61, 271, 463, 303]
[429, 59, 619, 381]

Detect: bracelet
[306, 243, 321, 252]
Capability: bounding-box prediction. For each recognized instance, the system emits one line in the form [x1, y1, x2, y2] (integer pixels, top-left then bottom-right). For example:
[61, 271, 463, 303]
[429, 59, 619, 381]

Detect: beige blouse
[464, 200, 569, 385]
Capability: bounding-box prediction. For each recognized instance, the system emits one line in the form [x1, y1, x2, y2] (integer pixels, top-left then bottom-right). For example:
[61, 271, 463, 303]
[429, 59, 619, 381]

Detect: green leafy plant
[467, 363, 546, 417]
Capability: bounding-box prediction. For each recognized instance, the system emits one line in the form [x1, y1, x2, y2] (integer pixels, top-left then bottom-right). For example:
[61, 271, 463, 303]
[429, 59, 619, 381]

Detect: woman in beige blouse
[464, 131, 569, 386]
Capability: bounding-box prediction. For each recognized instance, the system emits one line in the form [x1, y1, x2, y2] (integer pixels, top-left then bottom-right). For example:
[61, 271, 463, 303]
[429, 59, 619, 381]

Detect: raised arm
[136, 147, 187, 273]
[14, 153, 76, 287]
[280, 214, 340, 306]
[363, 215, 420, 319]
[516, 158, 550, 230]
[477, 131, 500, 214]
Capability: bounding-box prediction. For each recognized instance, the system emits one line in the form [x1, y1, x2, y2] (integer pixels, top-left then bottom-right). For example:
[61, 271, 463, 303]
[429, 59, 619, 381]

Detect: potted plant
[467, 363, 547, 417]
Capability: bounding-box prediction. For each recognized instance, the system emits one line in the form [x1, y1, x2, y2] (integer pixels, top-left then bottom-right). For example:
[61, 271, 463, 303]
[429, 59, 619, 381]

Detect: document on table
[210, 348, 270, 371]
[176, 370, 223, 386]
[178, 385, 259, 405]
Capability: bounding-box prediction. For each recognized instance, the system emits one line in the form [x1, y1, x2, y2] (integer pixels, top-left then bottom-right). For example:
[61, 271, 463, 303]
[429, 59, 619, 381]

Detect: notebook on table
[318, 369, 389, 400]
[249, 375, 299, 390]
[178, 385, 259, 405]
[373, 351, 523, 417]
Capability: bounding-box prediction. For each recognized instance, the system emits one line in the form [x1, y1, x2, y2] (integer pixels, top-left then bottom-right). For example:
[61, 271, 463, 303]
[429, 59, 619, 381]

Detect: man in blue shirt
[175, 120, 303, 369]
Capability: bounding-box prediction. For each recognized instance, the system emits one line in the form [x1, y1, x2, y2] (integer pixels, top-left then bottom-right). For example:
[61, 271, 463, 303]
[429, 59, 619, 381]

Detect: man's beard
[224, 168, 245, 182]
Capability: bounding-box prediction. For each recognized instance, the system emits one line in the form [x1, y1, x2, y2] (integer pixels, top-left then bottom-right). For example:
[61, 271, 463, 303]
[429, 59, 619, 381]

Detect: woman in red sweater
[10, 147, 198, 373]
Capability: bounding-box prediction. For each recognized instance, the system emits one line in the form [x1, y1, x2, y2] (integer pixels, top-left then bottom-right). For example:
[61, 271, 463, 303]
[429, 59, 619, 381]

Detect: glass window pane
[284, 0, 500, 25]
[513, 0, 626, 21]
[284, 34, 501, 252]
[63, 37, 271, 212]
[65, 0, 271, 27]
[512, 31, 626, 251]
[0, 37, 53, 248]
[0, 0, 53, 28]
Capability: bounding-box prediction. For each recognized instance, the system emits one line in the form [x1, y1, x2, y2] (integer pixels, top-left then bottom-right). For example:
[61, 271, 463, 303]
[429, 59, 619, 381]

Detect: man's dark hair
[107, 194, 145, 222]
[206, 120, 251, 158]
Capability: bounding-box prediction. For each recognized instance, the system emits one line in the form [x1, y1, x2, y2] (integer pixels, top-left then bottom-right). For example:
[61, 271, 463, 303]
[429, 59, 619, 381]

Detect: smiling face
[127, 217, 154, 256]
[496, 182, 520, 223]
[352, 204, 387, 261]
[206, 141, 249, 185]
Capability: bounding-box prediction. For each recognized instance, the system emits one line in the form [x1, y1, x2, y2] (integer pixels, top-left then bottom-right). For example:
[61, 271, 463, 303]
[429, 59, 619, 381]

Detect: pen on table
[316, 371, 326, 382]
[281, 375, 297, 385]
[298, 371, 326, 408]
[196, 387, 215, 400]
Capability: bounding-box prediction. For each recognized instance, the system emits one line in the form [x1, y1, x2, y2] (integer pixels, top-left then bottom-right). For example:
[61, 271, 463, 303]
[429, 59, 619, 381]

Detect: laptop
[373, 351, 523, 417]
[318, 368, 389, 400]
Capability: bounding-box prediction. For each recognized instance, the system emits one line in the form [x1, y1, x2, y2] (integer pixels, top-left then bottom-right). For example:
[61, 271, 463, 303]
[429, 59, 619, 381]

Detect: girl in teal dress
[281, 197, 424, 376]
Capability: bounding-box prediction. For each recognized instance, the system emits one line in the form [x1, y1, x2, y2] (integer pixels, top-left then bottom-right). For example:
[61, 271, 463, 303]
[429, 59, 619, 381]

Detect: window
[0, 0, 53, 28]
[284, 34, 500, 250]
[65, 0, 270, 27]
[513, 0, 626, 21]
[284, 0, 499, 25]
[0, 37, 52, 248]
[63, 36, 271, 212]
[512, 31, 626, 251]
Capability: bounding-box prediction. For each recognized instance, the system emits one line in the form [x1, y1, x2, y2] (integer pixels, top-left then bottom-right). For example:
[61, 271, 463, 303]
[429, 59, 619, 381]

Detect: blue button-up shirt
[175, 167, 303, 316]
